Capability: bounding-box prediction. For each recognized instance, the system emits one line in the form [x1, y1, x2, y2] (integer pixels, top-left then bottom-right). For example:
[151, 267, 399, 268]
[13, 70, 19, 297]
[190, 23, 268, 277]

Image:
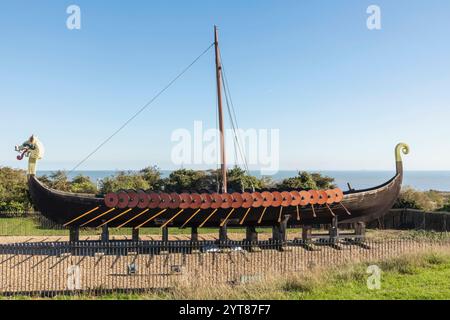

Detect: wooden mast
[214, 25, 227, 193]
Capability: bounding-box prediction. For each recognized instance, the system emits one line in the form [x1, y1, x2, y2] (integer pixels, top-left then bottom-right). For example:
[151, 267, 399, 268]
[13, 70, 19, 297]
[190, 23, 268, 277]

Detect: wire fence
[1, 238, 449, 297]
[0, 212, 332, 240]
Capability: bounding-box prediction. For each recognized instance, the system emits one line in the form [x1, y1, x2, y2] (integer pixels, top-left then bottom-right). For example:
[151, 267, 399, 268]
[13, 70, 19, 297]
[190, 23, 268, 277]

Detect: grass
[2, 216, 450, 240]
[0, 216, 277, 237]
[298, 252, 450, 300]
[3, 250, 450, 300]
[0, 216, 216, 236]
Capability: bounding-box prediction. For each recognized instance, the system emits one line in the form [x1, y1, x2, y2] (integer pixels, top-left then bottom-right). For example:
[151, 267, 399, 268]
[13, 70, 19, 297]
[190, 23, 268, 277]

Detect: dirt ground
[0, 229, 423, 244]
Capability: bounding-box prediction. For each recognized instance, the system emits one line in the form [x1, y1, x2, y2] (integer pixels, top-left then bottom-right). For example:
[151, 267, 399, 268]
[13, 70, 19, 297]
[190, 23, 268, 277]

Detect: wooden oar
[160, 209, 185, 228]
[116, 209, 149, 229]
[239, 208, 252, 225]
[199, 209, 218, 228]
[135, 209, 167, 229]
[98, 208, 132, 228]
[220, 208, 235, 227]
[63, 207, 100, 227]
[257, 207, 267, 224]
[325, 203, 336, 217]
[80, 208, 115, 227]
[181, 208, 202, 229]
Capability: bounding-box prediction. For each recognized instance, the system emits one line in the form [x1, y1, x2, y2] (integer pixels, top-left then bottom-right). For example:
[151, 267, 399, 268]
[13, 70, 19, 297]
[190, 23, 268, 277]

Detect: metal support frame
[132, 228, 140, 242]
[162, 226, 169, 242]
[219, 225, 228, 242]
[191, 227, 199, 242]
[272, 215, 290, 243]
[245, 226, 258, 242]
[101, 224, 109, 242]
[355, 222, 366, 242]
[69, 227, 79, 242]
[329, 216, 339, 243]
[302, 226, 312, 242]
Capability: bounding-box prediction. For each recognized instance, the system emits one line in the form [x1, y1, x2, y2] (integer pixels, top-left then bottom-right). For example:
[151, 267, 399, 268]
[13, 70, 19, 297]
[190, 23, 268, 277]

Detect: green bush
[227, 167, 270, 191]
[39, 172, 98, 194]
[162, 167, 271, 192]
[140, 166, 164, 190]
[0, 167, 32, 214]
[277, 171, 336, 190]
[100, 171, 151, 193]
[70, 175, 98, 194]
[440, 202, 450, 212]
[394, 187, 446, 212]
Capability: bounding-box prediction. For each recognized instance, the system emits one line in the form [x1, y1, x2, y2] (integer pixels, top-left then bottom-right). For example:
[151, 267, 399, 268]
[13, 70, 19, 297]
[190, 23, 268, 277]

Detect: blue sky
[1, 0, 449, 172]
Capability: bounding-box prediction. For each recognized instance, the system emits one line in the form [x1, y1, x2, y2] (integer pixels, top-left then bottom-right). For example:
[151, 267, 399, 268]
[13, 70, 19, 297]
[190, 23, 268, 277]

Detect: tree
[277, 171, 337, 190]
[278, 171, 318, 190]
[164, 169, 207, 192]
[47, 171, 71, 191]
[100, 171, 150, 193]
[394, 187, 444, 211]
[139, 166, 164, 190]
[310, 173, 336, 189]
[193, 169, 220, 192]
[440, 201, 450, 212]
[70, 175, 97, 194]
[0, 167, 32, 214]
[226, 167, 268, 191]
[426, 190, 445, 210]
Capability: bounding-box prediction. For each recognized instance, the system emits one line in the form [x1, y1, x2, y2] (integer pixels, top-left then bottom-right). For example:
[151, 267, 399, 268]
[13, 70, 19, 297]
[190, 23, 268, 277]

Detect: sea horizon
[36, 170, 450, 192]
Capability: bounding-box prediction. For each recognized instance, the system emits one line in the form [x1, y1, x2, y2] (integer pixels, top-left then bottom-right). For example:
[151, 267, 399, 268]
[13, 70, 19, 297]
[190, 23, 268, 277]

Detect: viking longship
[25, 27, 409, 240]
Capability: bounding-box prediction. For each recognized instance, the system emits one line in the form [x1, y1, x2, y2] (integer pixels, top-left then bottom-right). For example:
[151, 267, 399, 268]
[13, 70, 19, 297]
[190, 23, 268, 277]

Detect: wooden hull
[28, 163, 403, 229]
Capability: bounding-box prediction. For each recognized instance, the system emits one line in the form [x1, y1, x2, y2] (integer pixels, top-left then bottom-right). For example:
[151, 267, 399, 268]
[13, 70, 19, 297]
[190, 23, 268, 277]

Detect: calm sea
[37, 170, 450, 192]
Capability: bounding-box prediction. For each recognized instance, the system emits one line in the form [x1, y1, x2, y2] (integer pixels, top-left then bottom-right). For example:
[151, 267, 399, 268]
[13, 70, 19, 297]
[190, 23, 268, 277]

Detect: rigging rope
[219, 54, 253, 191]
[220, 60, 250, 174]
[69, 43, 214, 173]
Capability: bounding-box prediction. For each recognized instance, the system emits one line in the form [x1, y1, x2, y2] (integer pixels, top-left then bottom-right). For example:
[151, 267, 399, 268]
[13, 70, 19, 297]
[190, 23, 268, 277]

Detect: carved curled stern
[395, 143, 409, 174]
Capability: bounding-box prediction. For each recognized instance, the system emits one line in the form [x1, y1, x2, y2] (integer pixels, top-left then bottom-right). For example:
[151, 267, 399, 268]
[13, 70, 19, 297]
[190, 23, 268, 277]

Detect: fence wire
[0, 238, 449, 297]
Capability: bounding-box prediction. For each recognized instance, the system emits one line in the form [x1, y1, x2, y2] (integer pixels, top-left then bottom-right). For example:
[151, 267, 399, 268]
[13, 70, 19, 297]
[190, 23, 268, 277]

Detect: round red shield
[299, 191, 311, 206]
[251, 192, 264, 208]
[272, 191, 282, 207]
[326, 189, 336, 204]
[231, 192, 244, 209]
[169, 192, 181, 209]
[137, 190, 150, 209]
[159, 193, 172, 209]
[241, 192, 253, 209]
[281, 191, 292, 207]
[179, 193, 192, 209]
[334, 188, 344, 203]
[308, 190, 320, 205]
[190, 193, 202, 209]
[317, 190, 328, 205]
[261, 191, 274, 207]
[211, 193, 223, 209]
[221, 193, 233, 209]
[127, 190, 139, 208]
[104, 193, 119, 208]
[200, 193, 212, 209]
[117, 191, 129, 209]
[148, 192, 161, 209]
[290, 191, 301, 206]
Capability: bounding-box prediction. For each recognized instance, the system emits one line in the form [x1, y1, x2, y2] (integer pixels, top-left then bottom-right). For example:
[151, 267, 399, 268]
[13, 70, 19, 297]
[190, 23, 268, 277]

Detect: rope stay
[219, 53, 253, 190]
[221, 61, 250, 173]
[69, 43, 214, 173]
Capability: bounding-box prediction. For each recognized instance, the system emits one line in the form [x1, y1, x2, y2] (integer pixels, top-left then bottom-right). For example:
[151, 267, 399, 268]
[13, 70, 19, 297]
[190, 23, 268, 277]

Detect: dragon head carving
[15, 135, 45, 175]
